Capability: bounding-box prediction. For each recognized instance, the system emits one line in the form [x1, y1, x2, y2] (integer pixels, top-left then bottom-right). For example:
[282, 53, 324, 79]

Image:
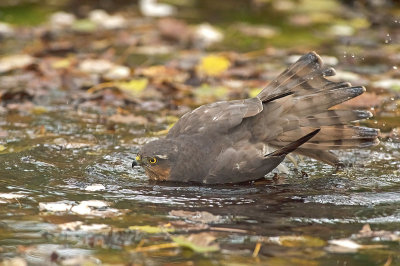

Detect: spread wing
[167, 97, 263, 138]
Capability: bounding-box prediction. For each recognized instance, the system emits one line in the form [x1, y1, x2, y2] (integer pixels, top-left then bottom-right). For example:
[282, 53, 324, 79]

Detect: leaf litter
[0, 0, 399, 265]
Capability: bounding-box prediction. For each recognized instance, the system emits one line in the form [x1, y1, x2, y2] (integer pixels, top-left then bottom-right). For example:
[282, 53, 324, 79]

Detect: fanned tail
[254, 52, 379, 166]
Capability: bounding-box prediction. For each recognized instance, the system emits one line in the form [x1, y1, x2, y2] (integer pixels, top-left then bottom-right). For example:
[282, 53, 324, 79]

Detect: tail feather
[251, 51, 380, 166]
[266, 129, 320, 157]
[258, 52, 326, 102]
[278, 126, 379, 142]
[323, 81, 352, 90]
[294, 148, 341, 166]
[299, 110, 373, 127]
[301, 138, 379, 149]
[286, 86, 366, 115]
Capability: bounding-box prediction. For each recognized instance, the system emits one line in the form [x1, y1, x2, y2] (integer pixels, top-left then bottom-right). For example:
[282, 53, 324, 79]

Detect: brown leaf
[158, 18, 190, 43]
[108, 114, 148, 125]
[169, 210, 223, 224]
[172, 232, 220, 252]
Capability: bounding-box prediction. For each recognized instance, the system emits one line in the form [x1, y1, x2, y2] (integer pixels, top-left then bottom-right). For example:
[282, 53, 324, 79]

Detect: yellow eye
[148, 157, 157, 164]
[136, 155, 141, 162]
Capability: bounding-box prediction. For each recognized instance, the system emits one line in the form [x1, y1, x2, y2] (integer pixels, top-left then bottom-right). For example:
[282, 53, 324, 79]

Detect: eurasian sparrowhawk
[132, 52, 379, 184]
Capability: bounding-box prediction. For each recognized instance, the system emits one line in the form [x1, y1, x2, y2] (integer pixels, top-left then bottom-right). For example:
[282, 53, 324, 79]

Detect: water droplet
[385, 33, 392, 44]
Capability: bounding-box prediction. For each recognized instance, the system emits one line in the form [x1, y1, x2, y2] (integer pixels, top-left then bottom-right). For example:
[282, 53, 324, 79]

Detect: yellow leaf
[31, 106, 48, 115]
[129, 225, 174, 234]
[350, 18, 370, 29]
[249, 87, 262, 98]
[268, 235, 326, 247]
[0, 145, 6, 152]
[52, 58, 72, 69]
[198, 55, 231, 76]
[118, 79, 148, 95]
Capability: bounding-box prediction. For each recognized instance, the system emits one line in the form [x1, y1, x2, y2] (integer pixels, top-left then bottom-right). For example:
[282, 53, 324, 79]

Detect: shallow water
[1, 0, 400, 265]
[0, 108, 399, 264]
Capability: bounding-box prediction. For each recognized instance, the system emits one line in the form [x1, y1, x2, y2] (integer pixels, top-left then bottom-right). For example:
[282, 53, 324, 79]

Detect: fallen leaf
[79, 59, 114, 74]
[0, 257, 27, 266]
[267, 235, 326, 247]
[249, 87, 262, 98]
[52, 58, 74, 69]
[158, 18, 190, 43]
[89, 9, 127, 30]
[0, 22, 14, 37]
[327, 238, 385, 253]
[108, 114, 148, 125]
[118, 79, 149, 95]
[329, 239, 362, 249]
[129, 225, 175, 234]
[50, 11, 76, 29]
[139, 0, 176, 17]
[0, 55, 35, 73]
[197, 55, 231, 76]
[58, 221, 109, 232]
[353, 224, 400, 241]
[84, 184, 105, 191]
[373, 79, 400, 91]
[169, 220, 209, 232]
[0, 193, 26, 199]
[39, 202, 72, 212]
[193, 23, 224, 48]
[104, 65, 131, 80]
[169, 210, 223, 224]
[236, 23, 278, 38]
[172, 232, 220, 253]
[71, 19, 97, 32]
[194, 84, 229, 103]
[58, 221, 84, 231]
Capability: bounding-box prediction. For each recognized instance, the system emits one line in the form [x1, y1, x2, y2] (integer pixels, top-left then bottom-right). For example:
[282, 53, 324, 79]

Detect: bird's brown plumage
[134, 52, 379, 184]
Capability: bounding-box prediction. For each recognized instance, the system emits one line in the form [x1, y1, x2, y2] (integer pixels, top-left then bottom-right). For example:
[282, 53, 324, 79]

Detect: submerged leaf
[129, 225, 175, 234]
[267, 235, 326, 247]
[172, 232, 219, 253]
[327, 238, 385, 253]
[169, 210, 223, 224]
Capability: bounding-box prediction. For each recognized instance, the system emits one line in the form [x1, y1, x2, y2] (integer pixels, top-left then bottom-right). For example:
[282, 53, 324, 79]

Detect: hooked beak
[132, 154, 141, 168]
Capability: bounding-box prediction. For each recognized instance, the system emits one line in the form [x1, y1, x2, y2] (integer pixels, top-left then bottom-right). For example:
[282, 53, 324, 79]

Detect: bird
[132, 52, 379, 184]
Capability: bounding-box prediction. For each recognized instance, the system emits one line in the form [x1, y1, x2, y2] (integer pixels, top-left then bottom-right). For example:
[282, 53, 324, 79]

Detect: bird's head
[133, 138, 179, 181]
